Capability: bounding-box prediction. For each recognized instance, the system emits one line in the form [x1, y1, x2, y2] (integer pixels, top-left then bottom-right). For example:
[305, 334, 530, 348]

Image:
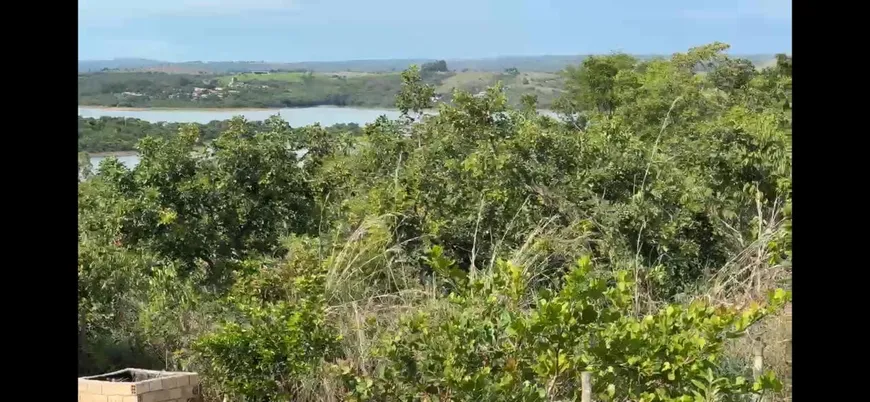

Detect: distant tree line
[421, 60, 449, 73]
[78, 65, 581, 110]
[78, 115, 361, 153]
[78, 71, 449, 109]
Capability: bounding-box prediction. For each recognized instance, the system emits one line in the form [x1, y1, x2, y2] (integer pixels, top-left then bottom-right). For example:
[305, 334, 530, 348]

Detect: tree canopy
[421, 60, 449, 73]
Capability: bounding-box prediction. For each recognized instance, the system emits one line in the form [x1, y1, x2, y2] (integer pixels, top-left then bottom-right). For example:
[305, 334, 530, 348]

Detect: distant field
[216, 71, 390, 86]
[328, 71, 380, 78]
[218, 72, 307, 85]
[437, 72, 497, 94]
[140, 65, 211, 74]
[76, 65, 588, 110]
[435, 71, 563, 100]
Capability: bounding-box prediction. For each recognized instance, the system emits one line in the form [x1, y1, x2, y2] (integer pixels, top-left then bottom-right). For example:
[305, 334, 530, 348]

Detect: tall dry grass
[267, 207, 792, 402]
[292, 216, 436, 401]
[695, 198, 792, 402]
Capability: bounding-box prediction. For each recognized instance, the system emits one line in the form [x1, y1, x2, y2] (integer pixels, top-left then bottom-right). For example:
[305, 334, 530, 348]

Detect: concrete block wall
[79, 369, 202, 402]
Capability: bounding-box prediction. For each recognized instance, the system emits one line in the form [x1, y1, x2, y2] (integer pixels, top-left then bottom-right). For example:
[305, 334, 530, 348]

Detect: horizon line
[80, 51, 789, 65]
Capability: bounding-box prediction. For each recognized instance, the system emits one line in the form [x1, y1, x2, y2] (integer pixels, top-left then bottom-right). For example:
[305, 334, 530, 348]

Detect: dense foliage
[79, 43, 792, 402]
[341, 257, 789, 401]
[78, 115, 361, 153]
[422, 60, 449, 73]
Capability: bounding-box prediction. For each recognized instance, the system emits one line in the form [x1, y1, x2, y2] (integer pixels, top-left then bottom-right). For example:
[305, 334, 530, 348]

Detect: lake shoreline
[78, 105, 406, 113]
[78, 105, 558, 114]
[87, 151, 140, 157]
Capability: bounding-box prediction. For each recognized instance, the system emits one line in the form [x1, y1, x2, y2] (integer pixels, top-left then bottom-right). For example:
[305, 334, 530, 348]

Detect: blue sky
[78, 0, 792, 62]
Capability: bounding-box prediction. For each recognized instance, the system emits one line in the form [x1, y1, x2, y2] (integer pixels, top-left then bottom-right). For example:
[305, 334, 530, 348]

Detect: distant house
[251, 70, 270, 75]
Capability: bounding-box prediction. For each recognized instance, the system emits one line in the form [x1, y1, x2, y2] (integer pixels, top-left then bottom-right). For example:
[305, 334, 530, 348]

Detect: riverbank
[86, 151, 140, 157]
[79, 105, 558, 116]
[79, 105, 280, 112]
[78, 107, 560, 154]
[77, 104, 412, 112]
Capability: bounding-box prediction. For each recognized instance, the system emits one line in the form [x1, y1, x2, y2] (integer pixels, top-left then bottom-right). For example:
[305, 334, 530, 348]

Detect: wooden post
[752, 342, 765, 402]
[581, 371, 592, 402]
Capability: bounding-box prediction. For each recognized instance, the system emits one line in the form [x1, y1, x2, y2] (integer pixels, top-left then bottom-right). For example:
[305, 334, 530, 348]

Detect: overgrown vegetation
[78, 115, 361, 153]
[78, 43, 792, 402]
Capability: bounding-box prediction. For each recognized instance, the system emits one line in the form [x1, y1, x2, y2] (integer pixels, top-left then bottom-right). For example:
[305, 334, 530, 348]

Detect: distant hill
[78, 58, 167, 72]
[78, 59, 435, 74]
[79, 54, 782, 74]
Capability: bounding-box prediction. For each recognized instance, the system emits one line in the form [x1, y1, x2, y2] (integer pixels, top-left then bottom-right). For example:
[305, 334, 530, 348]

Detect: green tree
[422, 60, 449, 73]
[78, 151, 93, 180]
[395, 65, 435, 122]
[557, 53, 639, 115]
[98, 118, 315, 282]
[520, 93, 538, 114]
[707, 57, 756, 93]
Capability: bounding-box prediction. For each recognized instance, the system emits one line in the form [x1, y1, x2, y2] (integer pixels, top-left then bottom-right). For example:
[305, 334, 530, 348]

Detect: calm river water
[82, 106, 403, 169]
[82, 106, 559, 170]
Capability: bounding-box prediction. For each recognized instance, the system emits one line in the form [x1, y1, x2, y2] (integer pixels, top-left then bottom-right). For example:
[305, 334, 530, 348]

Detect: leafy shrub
[193, 299, 339, 401]
[340, 256, 789, 401]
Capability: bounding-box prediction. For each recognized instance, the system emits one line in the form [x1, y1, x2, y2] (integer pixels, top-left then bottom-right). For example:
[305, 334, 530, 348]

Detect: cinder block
[160, 376, 178, 390]
[80, 368, 202, 402]
[81, 394, 101, 402]
[143, 378, 161, 392]
[103, 382, 136, 395]
[175, 374, 190, 387]
[140, 389, 170, 402]
[82, 380, 103, 394]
